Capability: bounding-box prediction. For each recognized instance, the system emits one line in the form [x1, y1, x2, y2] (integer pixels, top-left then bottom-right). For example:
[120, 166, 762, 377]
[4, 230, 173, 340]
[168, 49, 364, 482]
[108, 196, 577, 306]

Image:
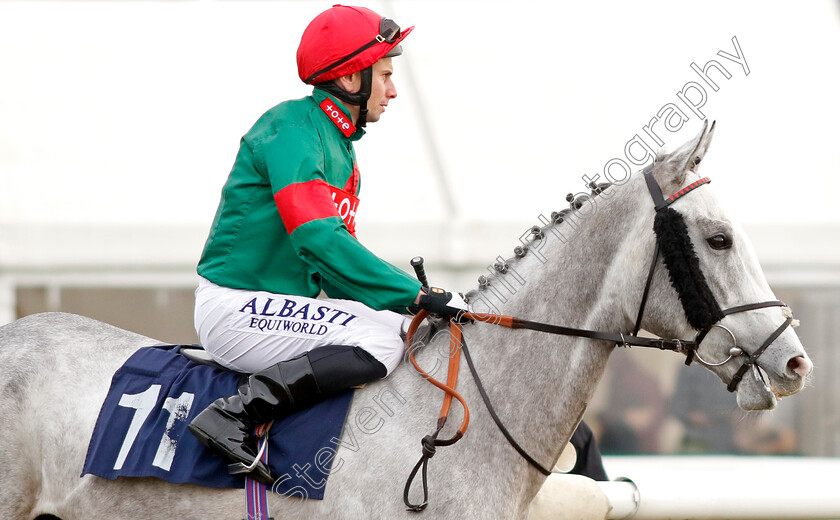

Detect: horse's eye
[707, 233, 732, 250]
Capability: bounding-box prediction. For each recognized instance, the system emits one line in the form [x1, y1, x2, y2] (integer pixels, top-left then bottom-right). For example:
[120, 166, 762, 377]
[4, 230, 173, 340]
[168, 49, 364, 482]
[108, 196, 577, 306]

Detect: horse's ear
[655, 120, 716, 190]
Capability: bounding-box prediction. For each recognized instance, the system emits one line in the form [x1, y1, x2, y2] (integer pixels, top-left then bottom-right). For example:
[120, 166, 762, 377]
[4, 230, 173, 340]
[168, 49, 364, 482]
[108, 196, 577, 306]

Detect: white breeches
[194, 278, 410, 375]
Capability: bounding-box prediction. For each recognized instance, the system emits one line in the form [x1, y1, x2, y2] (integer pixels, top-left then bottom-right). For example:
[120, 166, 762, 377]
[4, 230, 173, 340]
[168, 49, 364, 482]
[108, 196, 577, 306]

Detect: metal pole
[0, 275, 16, 326]
[380, 0, 459, 220]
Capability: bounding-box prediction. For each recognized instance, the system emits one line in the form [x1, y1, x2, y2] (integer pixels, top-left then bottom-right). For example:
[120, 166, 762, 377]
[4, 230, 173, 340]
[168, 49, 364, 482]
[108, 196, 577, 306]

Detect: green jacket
[197, 89, 421, 311]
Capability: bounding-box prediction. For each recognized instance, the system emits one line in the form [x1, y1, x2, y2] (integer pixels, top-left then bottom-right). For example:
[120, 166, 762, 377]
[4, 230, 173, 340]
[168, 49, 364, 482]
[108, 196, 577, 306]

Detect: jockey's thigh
[195, 278, 409, 375]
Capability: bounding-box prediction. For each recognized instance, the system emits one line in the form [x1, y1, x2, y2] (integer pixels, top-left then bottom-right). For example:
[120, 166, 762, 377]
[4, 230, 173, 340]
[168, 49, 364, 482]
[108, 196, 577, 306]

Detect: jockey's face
[336, 57, 397, 124]
[364, 58, 397, 124]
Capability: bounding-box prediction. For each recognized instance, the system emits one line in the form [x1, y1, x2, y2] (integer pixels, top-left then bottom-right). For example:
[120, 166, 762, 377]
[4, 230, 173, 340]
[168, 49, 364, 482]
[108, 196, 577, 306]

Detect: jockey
[188, 5, 467, 484]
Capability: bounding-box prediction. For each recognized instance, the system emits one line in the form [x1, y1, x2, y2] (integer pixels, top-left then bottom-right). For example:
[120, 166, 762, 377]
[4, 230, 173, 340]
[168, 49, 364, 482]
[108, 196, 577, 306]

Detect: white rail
[599, 456, 840, 520]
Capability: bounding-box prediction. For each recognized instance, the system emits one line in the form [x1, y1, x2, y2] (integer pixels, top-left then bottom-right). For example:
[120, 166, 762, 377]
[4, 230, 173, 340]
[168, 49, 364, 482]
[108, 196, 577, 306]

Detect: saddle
[177, 345, 224, 368]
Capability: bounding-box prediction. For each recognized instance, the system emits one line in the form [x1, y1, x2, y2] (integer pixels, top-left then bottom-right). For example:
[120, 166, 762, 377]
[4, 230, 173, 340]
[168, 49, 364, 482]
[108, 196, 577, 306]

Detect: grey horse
[0, 123, 812, 519]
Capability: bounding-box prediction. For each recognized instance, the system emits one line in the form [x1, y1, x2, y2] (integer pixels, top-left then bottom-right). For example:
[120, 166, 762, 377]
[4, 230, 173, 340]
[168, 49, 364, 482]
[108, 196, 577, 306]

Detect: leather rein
[401, 309, 689, 511]
[402, 170, 795, 511]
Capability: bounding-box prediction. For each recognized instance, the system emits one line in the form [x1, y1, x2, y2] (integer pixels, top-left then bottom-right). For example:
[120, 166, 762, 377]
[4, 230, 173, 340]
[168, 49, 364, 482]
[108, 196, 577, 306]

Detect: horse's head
[638, 121, 812, 410]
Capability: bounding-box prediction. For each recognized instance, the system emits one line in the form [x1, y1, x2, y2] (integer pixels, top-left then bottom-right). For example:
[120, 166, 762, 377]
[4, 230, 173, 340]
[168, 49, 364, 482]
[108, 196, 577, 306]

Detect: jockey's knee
[307, 344, 390, 394]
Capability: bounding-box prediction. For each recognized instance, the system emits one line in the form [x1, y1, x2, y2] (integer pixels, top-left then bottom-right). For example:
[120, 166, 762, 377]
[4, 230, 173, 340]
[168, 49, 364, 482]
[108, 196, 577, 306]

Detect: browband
[642, 164, 711, 211]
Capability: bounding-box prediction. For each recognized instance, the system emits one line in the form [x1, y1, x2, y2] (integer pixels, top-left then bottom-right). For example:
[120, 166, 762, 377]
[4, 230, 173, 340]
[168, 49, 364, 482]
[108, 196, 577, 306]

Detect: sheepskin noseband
[653, 206, 724, 330]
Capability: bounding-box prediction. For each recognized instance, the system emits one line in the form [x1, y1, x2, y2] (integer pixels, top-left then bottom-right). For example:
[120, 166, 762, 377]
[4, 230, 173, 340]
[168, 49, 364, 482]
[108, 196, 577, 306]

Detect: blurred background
[1, 0, 838, 459]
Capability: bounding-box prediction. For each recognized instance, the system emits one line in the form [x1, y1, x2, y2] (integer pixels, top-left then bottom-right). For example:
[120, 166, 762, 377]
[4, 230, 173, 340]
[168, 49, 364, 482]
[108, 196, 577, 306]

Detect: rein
[402, 167, 797, 511]
[402, 309, 696, 511]
[403, 310, 470, 512]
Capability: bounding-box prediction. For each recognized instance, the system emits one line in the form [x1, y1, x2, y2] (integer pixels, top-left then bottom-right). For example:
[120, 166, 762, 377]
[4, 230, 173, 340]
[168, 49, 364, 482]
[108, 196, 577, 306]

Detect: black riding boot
[186, 392, 275, 484]
[188, 346, 386, 485]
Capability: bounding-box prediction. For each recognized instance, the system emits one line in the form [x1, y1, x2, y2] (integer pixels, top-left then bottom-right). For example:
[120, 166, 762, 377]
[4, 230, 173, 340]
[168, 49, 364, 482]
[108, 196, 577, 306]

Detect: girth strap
[244, 423, 274, 520]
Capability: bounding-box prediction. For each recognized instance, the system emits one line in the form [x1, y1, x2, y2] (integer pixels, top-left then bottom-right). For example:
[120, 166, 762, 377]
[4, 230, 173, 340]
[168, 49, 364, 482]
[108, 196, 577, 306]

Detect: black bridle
[635, 166, 794, 392]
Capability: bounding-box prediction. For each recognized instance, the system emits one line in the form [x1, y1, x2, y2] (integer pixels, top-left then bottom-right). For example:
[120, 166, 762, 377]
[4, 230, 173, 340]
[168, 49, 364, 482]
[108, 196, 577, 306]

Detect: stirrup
[228, 421, 273, 479]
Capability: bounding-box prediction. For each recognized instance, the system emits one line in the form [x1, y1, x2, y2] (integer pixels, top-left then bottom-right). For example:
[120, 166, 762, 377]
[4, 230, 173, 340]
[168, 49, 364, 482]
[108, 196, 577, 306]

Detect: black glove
[416, 287, 470, 317]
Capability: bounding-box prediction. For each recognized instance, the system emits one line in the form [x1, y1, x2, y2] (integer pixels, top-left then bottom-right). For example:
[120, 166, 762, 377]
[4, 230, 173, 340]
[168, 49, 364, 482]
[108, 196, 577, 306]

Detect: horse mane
[463, 152, 719, 331]
[463, 179, 616, 305]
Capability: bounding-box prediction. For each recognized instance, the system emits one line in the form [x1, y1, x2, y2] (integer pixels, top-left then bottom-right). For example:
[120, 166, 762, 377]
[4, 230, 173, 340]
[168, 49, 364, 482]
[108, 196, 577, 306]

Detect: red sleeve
[273, 179, 338, 235]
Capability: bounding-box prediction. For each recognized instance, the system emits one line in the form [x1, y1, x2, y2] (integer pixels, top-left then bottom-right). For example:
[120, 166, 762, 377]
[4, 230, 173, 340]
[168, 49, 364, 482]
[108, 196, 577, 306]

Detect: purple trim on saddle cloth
[81, 345, 353, 500]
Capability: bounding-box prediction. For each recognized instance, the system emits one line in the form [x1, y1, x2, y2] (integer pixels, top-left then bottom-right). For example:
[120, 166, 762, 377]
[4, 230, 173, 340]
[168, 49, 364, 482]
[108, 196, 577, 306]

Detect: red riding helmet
[296, 5, 413, 127]
[297, 5, 414, 84]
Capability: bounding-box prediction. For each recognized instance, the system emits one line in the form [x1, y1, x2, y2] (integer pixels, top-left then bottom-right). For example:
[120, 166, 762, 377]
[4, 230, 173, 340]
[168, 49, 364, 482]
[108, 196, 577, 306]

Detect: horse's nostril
[787, 356, 812, 378]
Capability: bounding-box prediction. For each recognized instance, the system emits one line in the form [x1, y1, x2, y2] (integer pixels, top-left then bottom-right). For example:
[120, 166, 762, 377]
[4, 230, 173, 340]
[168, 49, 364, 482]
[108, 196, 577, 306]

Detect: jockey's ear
[654, 120, 716, 191]
[335, 72, 361, 95]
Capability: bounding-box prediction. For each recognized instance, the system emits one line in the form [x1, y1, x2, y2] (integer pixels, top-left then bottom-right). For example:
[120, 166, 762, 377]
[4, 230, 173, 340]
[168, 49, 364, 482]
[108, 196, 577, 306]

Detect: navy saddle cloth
[82, 345, 353, 499]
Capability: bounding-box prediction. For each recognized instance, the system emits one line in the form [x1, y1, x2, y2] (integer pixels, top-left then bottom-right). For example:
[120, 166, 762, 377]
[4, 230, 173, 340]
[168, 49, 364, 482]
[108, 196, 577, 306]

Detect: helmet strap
[315, 66, 373, 128]
[356, 66, 372, 128]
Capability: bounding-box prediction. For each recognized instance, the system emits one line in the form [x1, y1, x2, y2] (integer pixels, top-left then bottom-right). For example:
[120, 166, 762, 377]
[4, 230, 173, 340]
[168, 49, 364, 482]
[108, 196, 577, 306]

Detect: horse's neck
[453, 181, 647, 493]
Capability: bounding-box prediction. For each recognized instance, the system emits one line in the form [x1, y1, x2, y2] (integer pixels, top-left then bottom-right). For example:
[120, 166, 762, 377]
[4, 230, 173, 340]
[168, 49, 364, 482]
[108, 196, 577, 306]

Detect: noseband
[636, 166, 794, 392]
